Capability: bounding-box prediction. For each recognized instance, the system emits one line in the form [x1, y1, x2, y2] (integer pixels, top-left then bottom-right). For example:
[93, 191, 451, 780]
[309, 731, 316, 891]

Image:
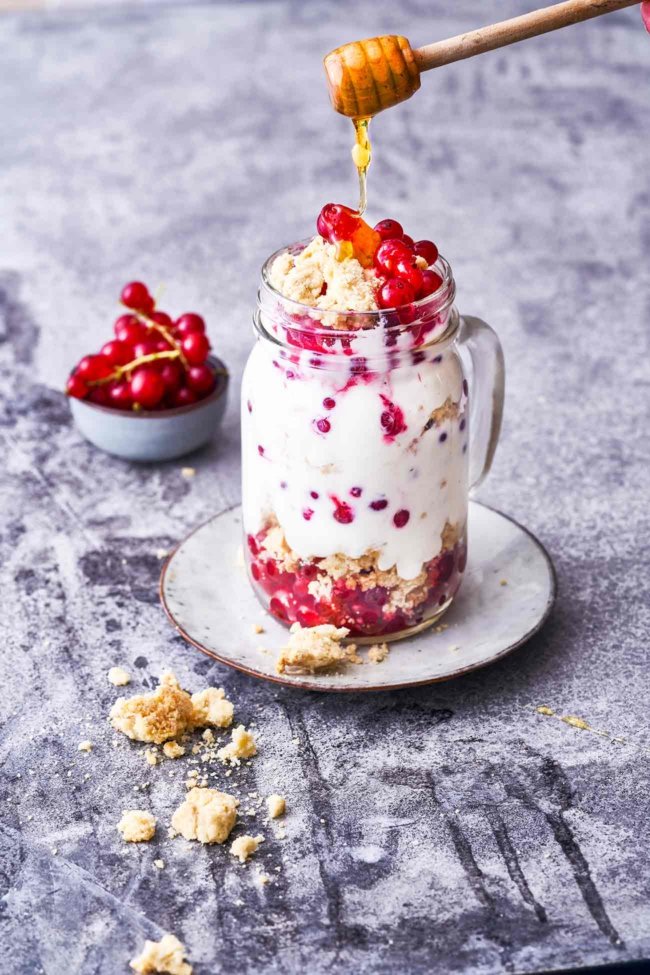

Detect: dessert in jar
[242, 205, 504, 641]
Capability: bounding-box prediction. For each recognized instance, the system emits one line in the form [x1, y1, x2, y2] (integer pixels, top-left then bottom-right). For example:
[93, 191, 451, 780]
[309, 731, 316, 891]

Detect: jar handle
[458, 315, 505, 491]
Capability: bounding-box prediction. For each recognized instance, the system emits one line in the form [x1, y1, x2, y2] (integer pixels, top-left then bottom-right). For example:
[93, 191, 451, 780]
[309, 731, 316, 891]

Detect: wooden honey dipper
[324, 0, 641, 118]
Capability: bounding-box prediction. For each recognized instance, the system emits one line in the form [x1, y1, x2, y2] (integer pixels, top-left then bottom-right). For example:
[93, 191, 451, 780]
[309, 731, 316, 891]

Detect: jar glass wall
[241, 247, 486, 642]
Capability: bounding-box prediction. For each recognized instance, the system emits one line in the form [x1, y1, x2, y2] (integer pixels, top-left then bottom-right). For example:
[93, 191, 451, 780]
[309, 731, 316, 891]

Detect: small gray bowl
[69, 355, 229, 462]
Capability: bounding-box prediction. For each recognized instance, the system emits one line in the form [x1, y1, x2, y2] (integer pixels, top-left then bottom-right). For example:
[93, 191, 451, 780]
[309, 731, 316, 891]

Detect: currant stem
[120, 301, 190, 370]
[86, 350, 181, 387]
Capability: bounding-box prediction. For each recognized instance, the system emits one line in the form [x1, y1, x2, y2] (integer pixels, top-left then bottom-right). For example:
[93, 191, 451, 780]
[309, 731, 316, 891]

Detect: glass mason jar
[241, 243, 505, 642]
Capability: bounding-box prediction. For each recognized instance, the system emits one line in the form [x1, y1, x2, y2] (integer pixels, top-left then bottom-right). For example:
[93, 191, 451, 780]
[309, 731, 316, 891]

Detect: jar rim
[258, 238, 457, 333]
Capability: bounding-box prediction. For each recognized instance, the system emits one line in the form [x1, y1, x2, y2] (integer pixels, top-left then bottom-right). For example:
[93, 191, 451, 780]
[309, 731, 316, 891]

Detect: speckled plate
[160, 502, 556, 692]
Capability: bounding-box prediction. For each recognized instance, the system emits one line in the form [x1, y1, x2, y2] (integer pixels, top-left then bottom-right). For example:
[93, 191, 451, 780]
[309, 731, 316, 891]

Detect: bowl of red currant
[66, 281, 229, 462]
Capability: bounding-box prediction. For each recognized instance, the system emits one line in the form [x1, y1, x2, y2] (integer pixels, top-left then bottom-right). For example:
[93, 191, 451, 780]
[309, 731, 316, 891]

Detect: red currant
[150, 311, 173, 330]
[395, 259, 423, 294]
[316, 203, 360, 243]
[88, 385, 110, 406]
[121, 281, 154, 314]
[100, 339, 133, 366]
[186, 364, 215, 396]
[175, 313, 205, 336]
[132, 339, 159, 360]
[171, 385, 198, 408]
[108, 382, 132, 410]
[414, 240, 439, 266]
[66, 374, 88, 399]
[160, 361, 182, 393]
[181, 332, 210, 366]
[130, 367, 165, 409]
[401, 234, 415, 250]
[374, 219, 403, 241]
[378, 278, 416, 309]
[418, 270, 443, 299]
[114, 314, 146, 344]
[76, 355, 114, 382]
[374, 239, 412, 275]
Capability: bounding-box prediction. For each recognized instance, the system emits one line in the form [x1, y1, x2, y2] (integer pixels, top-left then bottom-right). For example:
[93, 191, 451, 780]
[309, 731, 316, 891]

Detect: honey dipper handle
[413, 0, 640, 71]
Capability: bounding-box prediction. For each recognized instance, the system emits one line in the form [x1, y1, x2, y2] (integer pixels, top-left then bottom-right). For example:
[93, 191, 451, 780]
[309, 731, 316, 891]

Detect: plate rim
[159, 501, 558, 694]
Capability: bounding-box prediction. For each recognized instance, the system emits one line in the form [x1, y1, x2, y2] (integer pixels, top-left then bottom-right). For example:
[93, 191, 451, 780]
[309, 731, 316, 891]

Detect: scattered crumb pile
[109, 672, 234, 744]
[267, 794, 285, 819]
[230, 833, 264, 863]
[118, 810, 157, 843]
[276, 623, 360, 674]
[190, 687, 234, 729]
[130, 934, 192, 975]
[108, 666, 131, 686]
[217, 725, 257, 765]
[171, 787, 239, 845]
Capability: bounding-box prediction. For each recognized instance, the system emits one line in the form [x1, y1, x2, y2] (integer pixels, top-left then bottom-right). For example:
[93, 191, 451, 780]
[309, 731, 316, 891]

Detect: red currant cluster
[66, 282, 217, 411]
[316, 204, 443, 309]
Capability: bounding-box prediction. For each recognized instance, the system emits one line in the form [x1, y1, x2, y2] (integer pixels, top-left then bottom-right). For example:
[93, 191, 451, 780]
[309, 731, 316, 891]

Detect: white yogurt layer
[242, 341, 469, 581]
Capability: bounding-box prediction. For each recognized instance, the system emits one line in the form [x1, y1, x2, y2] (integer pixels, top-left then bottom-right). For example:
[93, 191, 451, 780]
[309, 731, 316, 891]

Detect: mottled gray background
[1, 2, 649, 973]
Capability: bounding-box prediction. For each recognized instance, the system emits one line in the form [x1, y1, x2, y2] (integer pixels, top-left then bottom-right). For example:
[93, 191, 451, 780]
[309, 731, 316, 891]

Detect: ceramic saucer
[160, 501, 556, 692]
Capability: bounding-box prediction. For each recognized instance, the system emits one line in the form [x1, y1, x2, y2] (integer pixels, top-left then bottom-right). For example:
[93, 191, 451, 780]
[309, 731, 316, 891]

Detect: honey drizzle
[351, 117, 372, 215]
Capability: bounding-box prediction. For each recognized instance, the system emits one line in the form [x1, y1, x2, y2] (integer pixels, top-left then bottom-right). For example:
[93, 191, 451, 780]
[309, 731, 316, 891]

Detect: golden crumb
[130, 934, 192, 975]
[562, 715, 590, 731]
[218, 725, 257, 765]
[144, 748, 159, 766]
[536, 705, 555, 716]
[258, 873, 271, 885]
[156, 548, 169, 560]
[153, 859, 165, 870]
[367, 643, 389, 665]
[500, 579, 508, 587]
[110, 673, 195, 744]
[190, 688, 234, 729]
[267, 794, 286, 819]
[181, 467, 196, 479]
[117, 810, 156, 843]
[252, 623, 265, 635]
[230, 834, 264, 863]
[276, 623, 359, 675]
[108, 666, 131, 686]
[171, 787, 238, 845]
[163, 741, 185, 760]
[78, 740, 93, 753]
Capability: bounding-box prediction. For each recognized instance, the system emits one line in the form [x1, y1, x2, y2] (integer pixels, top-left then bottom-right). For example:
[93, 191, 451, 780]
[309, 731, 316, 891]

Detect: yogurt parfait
[242, 205, 503, 640]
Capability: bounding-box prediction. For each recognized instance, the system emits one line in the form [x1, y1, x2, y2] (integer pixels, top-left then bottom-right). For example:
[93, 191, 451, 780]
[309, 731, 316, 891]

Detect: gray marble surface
[1, 2, 649, 973]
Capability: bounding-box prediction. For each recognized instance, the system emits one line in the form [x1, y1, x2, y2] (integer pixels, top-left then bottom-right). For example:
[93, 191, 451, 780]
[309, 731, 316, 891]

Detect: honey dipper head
[323, 35, 421, 119]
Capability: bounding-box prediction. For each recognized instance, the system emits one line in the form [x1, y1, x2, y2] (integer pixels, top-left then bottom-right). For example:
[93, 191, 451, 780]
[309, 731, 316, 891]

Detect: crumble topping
[217, 725, 257, 765]
[130, 934, 192, 975]
[231, 834, 264, 863]
[190, 688, 234, 729]
[269, 235, 380, 312]
[78, 740, 93, 752]
[110, 673, 235, 743]
[117, 809, 156, 843]
[267, 794, 286, 819]
[367, 643, 390, 664]
[171, 787, 238, 844]
[276, 623, 360, 674]
[108, 666, 131, 686]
